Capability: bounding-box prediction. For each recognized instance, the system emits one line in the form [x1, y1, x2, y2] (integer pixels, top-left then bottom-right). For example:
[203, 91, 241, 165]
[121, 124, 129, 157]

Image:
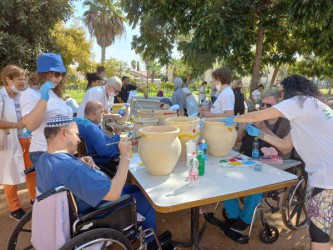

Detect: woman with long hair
[20, 53, 73, 168]
[224, 74, 333, 250]
[0, 65, 36, 220]
[85, 72, 102, 90]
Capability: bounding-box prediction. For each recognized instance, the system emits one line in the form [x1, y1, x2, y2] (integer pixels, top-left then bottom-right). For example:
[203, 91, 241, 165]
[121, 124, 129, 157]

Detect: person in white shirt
[77, 77, 122, 120]
[20, 53, 73, 168]
[249, 84, 265, 110]
[182, 82, 198, 116]
[201, 67, 235, 118]
[227, 75, 333, 250]
[199, 81, 207, 103]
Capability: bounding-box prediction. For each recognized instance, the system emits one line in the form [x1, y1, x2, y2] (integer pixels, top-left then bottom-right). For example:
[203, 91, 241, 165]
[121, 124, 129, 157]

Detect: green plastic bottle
[197, 150, 205, 176]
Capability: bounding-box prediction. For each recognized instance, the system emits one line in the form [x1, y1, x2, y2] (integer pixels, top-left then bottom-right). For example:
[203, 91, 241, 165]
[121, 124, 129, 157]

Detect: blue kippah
[45, 115, 73, 127]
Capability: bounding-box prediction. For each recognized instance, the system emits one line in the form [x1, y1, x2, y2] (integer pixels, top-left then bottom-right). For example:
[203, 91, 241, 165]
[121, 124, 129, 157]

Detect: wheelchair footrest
[203, 212, 249, 244]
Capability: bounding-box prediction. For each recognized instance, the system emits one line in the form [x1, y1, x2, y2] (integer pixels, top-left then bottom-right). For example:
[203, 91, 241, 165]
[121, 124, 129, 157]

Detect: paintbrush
[229, 151, 244, 161]
[105, 136, 141, 146]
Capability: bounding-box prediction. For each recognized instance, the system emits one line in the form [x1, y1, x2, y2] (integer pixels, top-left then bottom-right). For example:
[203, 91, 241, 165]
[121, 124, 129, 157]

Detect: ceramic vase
[165, 117, 200, 160]
[137, 109, 155, 119]
[201, 118, 237, 156]
[153, 110, 177, 125]
[133, 117, 159, 137]
[138, 126, 181, 175]
[112, 103, 131, 124]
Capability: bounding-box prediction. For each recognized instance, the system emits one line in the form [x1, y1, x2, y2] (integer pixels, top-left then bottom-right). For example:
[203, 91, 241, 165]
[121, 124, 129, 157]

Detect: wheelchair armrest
[78, 194, 134, 222]
[36, 186, 69, 202]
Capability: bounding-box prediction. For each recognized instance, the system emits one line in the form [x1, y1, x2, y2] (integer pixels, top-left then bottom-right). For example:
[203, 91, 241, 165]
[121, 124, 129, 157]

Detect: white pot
[201, 118, 237, 156]
[165, 117, 200, 160]
[138, 126, 181, 175]
[133, 117, 159, 137]
[153, 110, 177, 125]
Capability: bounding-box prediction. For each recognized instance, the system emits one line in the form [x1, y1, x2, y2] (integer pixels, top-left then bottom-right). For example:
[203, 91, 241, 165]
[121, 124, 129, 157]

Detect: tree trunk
[250, 26, 265, 91]
[101, 46, 106, 63]
[328, 79, 332, 95]
[269, 64, 280, 89]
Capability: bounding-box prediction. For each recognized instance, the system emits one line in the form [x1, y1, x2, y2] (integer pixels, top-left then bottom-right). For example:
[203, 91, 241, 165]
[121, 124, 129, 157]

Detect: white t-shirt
[182, 87, 198, 116]
[77, 86, 113, 117]
[251, 89, 261, 103]
[199, 86, 206, 101]
[274, 96, 333, 188]
[210, 86, 235, 114]
[20, 87, 73, 152]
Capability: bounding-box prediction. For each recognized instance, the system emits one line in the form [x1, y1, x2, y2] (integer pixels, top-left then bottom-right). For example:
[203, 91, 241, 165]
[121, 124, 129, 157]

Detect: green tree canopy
[51, 22, 93, 73]
[0, 0, 73, 70]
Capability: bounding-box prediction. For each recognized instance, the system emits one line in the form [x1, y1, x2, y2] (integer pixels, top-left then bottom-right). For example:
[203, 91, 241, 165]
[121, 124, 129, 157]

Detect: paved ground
[1, 184, 332, 250]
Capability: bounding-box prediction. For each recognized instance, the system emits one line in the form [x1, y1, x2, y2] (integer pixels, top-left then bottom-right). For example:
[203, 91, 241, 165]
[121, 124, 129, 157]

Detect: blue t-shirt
[36, 152, 111, 214]
[74, 117, 120, 165]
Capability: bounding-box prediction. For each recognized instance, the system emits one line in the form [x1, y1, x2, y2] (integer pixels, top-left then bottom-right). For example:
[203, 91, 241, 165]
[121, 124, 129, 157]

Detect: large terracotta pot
[138, 126, 181, 175]
[153, 110, 177, 125]
[201, 118, 237, 156]
[133, 117, 159, 137]
[137, 109, 155, 119]
[112, 103, 131, 124]
[165, 117, 200, 160]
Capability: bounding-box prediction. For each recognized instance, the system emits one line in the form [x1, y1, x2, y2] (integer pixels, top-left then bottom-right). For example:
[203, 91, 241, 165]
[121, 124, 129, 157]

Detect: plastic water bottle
[199, 139, 208, 161]
[252, 137, 260, 159]
[197, 151, 205, 176]
[188, 156, 199, 185]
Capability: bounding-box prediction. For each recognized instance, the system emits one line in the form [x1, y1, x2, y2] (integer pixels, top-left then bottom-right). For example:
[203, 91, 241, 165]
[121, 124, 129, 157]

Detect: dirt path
[1, 184, 332, 250]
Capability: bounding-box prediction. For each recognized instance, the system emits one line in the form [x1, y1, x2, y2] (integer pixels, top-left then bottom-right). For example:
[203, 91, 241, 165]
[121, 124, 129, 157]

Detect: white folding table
[129, 151, 299, 249]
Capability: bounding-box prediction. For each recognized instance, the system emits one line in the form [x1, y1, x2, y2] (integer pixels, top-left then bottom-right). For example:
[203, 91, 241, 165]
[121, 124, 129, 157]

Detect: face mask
[109, 92, 115, 97]
[216, 84, 222, 92]
[10, 84, 21, 94]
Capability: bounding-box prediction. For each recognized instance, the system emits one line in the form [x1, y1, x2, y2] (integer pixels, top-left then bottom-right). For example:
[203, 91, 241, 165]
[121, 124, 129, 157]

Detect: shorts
[306, 185, 333, 242]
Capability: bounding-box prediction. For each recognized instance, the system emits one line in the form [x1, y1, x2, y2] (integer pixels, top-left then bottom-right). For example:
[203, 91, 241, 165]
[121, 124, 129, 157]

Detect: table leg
[171, 206, 204, 249]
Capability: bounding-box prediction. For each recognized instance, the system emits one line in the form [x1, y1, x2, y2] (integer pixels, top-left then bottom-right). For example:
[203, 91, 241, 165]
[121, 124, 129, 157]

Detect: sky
[66, 1, 144, 69]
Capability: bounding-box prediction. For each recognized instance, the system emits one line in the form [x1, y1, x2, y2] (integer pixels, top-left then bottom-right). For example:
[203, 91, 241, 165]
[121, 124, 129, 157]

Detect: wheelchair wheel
[259, 226, 279, 244]
[59, 228, 132, 250]
[282, 178, 308, 230]
[7, 209, 32, 250]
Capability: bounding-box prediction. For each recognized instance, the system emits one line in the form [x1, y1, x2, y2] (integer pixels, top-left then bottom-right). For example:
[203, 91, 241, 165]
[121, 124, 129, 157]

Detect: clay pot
[112, 103, 131, 124]
[201, 118, 237, 156]
[133, 117, 159, 137]
[153, 110, 177, 125]
[137, 109, 155, 119]
[138, 126, 181, 175]
[165, 117, 200, 160]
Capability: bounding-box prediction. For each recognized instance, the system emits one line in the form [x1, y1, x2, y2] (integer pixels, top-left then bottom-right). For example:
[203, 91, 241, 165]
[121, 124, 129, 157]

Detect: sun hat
[36, 53, 67, 73]
[45, 115, 74, 127]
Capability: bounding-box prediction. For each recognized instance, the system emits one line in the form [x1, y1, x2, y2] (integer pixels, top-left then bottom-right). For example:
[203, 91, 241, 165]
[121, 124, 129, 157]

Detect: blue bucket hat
[36, 53, 67, 73]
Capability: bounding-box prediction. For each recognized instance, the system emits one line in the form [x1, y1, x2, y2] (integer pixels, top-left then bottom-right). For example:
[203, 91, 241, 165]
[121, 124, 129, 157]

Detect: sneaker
[10, 208, 26, 221]
[230, 218, 250, 235]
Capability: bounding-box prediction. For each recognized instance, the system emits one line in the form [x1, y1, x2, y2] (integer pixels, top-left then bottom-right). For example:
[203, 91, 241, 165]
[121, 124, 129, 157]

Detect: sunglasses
[51, 72, 66, 78]
[262, 103, 273, 108]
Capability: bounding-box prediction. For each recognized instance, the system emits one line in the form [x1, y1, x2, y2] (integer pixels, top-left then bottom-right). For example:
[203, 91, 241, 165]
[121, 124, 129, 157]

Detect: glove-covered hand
[40, 81, 55, 101]
[246, 125, 260, 137]
[220, 116, 236, 126]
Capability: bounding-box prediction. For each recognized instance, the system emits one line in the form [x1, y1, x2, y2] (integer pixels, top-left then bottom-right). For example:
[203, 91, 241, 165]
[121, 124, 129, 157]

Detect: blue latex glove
[220, 116, 236, 126]
[246, 125, 260, 137]
[40, 81, 55, 101]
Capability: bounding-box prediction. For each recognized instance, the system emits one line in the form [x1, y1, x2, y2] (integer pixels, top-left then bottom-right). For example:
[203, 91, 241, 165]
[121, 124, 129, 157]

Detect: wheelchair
[7, 185, 163, 250]
[203, 160, 308, 244]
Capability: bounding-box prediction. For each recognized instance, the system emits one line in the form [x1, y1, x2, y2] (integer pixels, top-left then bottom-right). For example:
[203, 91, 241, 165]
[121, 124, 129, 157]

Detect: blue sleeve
[84, 123, 120, 158]
[64, 161, 111, 207]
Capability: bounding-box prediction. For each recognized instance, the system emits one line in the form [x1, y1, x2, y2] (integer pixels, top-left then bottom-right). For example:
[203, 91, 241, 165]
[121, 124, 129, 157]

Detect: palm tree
[83, 0, 126, 63]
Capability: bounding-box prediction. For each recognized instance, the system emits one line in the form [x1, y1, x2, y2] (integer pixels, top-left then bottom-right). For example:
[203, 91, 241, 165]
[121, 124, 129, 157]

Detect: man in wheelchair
[34, 115, 174, 249]
[74, 100, 122, 176]
[222, 90, 294, 235]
